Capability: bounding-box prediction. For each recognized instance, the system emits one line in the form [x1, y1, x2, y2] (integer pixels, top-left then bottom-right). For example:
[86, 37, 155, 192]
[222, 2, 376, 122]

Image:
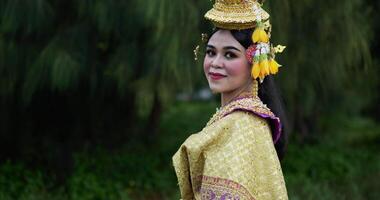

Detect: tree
[0, 0, 377, 174]
[267, 0, 374, 140]
[0, 0, 210, 175]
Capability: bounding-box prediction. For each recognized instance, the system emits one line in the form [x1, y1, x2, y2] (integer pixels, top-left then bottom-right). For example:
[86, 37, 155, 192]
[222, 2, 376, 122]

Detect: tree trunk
[144, 92, 162, 145]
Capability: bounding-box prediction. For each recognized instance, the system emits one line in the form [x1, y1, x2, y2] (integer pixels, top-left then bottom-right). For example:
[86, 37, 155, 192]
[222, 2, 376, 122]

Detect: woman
[173, 0, 288, 199]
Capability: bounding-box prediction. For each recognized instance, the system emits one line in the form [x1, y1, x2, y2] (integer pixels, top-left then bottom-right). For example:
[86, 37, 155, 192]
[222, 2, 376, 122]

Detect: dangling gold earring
[252, 79, 258, 97]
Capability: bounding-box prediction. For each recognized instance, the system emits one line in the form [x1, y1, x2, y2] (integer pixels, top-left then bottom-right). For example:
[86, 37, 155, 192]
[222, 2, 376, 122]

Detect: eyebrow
[207, 45, 241, 52]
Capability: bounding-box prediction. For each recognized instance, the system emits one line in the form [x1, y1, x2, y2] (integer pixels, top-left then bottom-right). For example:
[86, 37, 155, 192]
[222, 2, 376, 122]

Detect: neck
[221, 80, 258, 107]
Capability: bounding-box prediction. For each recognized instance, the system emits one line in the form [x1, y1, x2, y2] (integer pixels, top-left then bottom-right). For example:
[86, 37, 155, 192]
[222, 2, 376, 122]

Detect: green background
[0, 0, 379, 199]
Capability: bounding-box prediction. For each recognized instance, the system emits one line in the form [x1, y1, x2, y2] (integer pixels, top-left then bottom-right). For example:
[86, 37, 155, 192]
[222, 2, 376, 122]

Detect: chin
[208, 85, 220, 93]
[209, 85, 228, 94]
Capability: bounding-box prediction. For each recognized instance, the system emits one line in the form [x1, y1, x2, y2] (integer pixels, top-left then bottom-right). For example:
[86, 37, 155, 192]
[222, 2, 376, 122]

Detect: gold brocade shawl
[172, 96, 288, 200]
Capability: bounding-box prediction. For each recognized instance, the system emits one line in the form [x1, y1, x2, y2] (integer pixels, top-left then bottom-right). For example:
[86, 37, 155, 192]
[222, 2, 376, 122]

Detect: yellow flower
[259, 29, 269, 43]
[252, 28, 269, 43]
[260, 59, 270, 76]
[252, 28, 260, 43]
[259, 68, 266, 80]
[274, 45, 286, 53]
[269, 59, 281, 74]
[251, 62, 260, 79]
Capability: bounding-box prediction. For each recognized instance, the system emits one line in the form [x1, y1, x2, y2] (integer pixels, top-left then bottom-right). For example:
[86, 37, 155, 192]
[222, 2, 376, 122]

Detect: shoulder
[202, 110, 268, 135]
[222, 111, 272, 138]
[225, 111, 269, 129]
[181, 112, 267, 149]
[215, 97, 282, 143]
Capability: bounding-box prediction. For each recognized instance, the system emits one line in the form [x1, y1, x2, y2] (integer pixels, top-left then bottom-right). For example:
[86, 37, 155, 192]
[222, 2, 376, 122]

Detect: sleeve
[172, 145, 194, 199]
[199, 111, 288, 200]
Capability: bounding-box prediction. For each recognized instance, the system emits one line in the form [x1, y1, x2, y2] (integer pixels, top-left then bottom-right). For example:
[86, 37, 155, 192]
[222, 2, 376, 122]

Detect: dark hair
[211, 29, 289, 159]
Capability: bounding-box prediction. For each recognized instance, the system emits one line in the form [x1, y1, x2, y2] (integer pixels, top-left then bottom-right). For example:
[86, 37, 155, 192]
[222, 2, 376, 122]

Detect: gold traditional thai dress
[172, 95, 288, 200]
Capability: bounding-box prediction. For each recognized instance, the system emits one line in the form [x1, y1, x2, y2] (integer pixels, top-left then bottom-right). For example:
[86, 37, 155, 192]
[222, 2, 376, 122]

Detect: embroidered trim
[197, 175, 255, 200]
[206, 96, 274, 126]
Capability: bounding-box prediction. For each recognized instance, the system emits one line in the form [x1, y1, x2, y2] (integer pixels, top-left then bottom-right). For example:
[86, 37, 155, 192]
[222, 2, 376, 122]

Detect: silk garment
[172, 97, 288, 200]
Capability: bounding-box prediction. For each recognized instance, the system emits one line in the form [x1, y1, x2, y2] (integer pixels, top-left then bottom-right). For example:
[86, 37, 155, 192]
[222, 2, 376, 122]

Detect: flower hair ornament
[204, 0, 286, 83]
[193, 33, 209, 61]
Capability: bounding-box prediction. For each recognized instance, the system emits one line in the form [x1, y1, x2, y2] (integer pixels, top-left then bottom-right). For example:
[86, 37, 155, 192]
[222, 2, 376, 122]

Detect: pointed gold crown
[204, 0, 270, 30]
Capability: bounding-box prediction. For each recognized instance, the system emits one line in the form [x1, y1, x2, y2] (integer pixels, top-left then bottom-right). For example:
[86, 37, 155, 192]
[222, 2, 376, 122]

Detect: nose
[210, 54, 224, 68]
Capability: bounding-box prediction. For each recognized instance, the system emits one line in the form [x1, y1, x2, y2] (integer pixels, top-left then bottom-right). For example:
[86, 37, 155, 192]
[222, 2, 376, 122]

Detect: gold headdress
[204, 0, 286, 82]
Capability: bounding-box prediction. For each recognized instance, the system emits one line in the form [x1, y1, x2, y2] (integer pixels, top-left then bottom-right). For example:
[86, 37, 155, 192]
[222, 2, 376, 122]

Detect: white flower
[255, 50, 260, 57]
[252, 4, 262, 21]
[260, 47, 266, 55]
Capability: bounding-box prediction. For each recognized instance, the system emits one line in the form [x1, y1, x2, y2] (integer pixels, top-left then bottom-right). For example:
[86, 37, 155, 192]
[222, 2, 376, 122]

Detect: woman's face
[204, 30, 251, 94]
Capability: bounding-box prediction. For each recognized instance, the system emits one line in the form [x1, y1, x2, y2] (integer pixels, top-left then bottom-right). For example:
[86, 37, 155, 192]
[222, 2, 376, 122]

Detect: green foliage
[0, 0, 379, 199]
[267, 0, 375, 131]
[0, 0, 54, 35]
[1, 0, 378, 141]
[0, 101, 217, 200]
[284, 109, 380, 200]
[0, 161, 64, 200]
[0, 0, 210, 113]
[1, 102, 379, 199]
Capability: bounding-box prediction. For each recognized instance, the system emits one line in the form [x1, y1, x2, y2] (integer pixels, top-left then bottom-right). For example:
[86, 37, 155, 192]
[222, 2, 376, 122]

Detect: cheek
[203, 57, 211, 73]
[225, 60, 250, 77]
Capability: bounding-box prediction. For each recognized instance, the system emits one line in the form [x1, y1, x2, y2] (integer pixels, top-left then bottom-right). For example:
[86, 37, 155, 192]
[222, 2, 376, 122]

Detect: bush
[0, 102, 379, 199]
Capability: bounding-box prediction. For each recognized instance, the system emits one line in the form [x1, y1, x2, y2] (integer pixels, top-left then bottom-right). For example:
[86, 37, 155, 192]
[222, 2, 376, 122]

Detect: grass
[0, 101, 379, 199]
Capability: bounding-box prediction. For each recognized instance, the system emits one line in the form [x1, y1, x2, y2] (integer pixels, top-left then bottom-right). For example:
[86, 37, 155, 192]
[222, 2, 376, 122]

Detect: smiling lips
[209, 72, 227, 80]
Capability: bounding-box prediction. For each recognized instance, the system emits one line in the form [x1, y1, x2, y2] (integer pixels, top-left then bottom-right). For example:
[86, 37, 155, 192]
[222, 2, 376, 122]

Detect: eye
[225, 52, 237, 59]
[206, 49, 216, 57]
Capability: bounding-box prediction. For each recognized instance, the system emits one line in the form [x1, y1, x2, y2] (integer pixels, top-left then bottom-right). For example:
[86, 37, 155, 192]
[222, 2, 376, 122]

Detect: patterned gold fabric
[172, 97, 288, 200]
[204, 0, 270, 30]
